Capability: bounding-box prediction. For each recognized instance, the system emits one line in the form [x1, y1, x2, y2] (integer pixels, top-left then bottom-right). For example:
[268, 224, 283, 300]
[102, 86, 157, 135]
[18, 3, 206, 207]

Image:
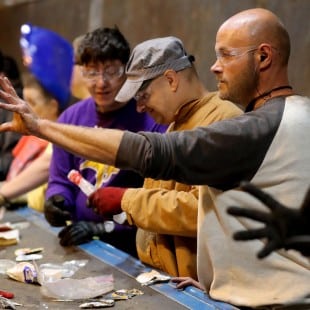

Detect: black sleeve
[116, 99, 284, 190]
[0, 151, 14, 181]
[0, 111, 21, 180]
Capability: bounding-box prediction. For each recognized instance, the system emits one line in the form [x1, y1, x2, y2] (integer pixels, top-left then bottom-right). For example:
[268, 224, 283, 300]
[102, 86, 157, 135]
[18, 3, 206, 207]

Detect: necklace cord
[246, 85, 293, 112]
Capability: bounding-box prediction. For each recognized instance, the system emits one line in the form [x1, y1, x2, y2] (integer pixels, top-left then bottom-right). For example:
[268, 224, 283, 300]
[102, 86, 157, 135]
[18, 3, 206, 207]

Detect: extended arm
[0, 76, 122, 166]
[0, 146, 51, 202]
[0, 75, 281, 188]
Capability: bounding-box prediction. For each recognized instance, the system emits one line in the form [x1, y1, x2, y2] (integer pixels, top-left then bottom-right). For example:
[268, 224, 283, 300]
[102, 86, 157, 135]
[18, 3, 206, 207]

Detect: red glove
[88, 187, 126, 216]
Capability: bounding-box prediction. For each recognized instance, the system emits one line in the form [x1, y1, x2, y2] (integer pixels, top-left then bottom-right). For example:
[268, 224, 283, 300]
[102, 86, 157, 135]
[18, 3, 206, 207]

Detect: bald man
[0, 8, 309, 309]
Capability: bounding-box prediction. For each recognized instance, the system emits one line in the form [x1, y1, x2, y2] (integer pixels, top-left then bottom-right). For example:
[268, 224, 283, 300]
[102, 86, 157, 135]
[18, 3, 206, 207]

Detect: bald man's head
[220, 8, 290, 65]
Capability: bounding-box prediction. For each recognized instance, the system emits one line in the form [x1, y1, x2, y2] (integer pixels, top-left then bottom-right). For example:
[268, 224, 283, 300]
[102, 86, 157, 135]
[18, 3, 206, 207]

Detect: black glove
[58, 221, 112, 246]
[44, 195, 72, 227]
[227, 182, 310, 258]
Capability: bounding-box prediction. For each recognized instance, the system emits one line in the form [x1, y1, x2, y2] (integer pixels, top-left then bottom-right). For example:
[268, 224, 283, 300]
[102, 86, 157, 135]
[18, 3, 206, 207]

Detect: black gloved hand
[227, 182, 310, 258]
[44, 195, 72, 227]
[58, 221, 111, 246]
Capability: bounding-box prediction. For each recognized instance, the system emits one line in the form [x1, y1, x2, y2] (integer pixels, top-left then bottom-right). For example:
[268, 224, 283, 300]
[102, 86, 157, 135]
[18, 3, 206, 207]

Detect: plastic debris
[15, 254, 43, 262]
[38, 259, 88, 283]
[0, 260, 16, 275]
[40, 275, 114, 300]
[107, 288, 144, 300]
[0, 290, 14, 299]
[6, 262, 38, 284]
[67, 169, 126, 225]
[0, 229, 19, 246]
[136, 270, 171, 286]
[10, 221, 30, 230]
[79, 299, 114, 308]
[14, 247, 43, 256]
[0, 223, 20, 246]
[0, 296, 22, 310]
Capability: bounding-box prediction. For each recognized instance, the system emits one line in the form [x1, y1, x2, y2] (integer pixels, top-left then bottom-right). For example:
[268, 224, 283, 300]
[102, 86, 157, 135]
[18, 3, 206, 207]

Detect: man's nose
[210, 59, 222, 73]
[136, 100, 146, 113]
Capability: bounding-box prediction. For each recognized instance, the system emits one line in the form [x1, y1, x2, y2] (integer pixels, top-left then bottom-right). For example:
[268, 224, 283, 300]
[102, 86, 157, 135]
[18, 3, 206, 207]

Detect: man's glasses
[134, 79, 154, 103]
[139, 79, 154, 92]
[215, 46, 258, 65]
[82, 65, 125, 82]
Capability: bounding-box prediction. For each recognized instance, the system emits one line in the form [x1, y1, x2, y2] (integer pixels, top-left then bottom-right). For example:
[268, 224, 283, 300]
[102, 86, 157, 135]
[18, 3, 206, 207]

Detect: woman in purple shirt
[44, 27, 166, 257]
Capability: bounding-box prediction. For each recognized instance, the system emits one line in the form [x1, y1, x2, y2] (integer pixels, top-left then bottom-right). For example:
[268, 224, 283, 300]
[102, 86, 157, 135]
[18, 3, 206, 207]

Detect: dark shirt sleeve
[0, 151, 14, 181]
[116, 99, 284, 190]
[0, 111, 21, 181]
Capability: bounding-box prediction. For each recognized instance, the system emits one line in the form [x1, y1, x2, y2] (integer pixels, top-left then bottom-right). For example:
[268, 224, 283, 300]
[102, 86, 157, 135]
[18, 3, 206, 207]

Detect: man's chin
[150, 113, 168, 125]
[218, 91, 229, 101]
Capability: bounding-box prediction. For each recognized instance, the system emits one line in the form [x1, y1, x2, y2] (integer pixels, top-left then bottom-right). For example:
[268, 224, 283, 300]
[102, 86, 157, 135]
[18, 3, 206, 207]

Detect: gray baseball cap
[115, 36, 193, 103]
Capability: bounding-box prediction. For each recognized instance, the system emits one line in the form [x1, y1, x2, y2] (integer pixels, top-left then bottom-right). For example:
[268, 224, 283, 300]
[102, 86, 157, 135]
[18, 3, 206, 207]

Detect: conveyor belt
[6, 207, 238, 309]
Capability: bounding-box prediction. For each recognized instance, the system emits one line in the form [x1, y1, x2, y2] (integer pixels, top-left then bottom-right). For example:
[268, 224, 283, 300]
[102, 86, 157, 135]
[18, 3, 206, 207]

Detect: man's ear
[260, 54, 267, 62]
[257, 44, 272, 68]
[164, 69, 178, 92]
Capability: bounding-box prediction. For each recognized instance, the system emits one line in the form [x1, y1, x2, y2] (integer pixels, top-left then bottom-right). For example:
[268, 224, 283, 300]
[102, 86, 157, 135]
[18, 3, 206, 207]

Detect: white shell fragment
[136, 270, 171, 286]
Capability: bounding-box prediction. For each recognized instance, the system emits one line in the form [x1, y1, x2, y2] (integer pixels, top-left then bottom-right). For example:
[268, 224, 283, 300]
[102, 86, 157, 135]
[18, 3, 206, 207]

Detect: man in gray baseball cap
[86, 36, 242, 279]
[115, 36, 193, 104]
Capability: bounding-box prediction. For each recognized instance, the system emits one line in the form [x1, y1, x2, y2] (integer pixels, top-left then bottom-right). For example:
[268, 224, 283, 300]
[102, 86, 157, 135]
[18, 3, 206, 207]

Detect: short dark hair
[78, 26, 130, 65]
[2, 55, 21, 80]
[2, 55, 23, 97]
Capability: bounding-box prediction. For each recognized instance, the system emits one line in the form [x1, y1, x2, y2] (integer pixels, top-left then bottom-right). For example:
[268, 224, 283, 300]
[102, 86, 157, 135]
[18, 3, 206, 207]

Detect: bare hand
[0, 76, 40, 135]
[171, 277, 205, 291]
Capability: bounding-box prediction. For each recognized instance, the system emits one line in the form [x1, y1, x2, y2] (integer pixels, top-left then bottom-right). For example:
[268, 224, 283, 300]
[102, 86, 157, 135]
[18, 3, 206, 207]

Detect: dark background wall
[0, 0, 309, 96]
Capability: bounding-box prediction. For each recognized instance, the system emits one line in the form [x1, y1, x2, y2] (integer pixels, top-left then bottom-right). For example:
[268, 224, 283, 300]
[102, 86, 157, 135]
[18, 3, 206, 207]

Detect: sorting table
[0, 207, 238, 309]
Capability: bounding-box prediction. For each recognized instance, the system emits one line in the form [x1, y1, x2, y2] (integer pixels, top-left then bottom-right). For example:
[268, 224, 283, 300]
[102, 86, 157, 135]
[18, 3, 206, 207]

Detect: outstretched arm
[227, 182, 310, 258]
[0, 146, 51, 202]
[0, 76, 122, 166]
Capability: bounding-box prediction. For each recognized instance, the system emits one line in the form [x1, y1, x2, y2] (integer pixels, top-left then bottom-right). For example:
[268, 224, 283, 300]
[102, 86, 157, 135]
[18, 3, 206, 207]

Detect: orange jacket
[6, 136, 48, 181]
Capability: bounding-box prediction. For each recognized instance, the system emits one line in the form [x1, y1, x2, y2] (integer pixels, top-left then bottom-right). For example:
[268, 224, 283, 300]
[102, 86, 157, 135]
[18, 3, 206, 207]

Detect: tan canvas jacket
[122, 92, 242, 278]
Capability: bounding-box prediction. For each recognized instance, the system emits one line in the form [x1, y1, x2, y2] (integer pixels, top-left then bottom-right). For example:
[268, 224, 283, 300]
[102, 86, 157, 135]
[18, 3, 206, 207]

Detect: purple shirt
[46, 97, 167, 222]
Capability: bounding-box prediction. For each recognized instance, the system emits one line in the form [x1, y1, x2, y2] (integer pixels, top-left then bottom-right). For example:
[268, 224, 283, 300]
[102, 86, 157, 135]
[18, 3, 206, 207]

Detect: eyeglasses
[134, 79, 154, 103]
[82, 65, 125, 82]
[139, 79, 154, 92]
[215, 46, 258, 65]
[134, 89, 152, 104]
